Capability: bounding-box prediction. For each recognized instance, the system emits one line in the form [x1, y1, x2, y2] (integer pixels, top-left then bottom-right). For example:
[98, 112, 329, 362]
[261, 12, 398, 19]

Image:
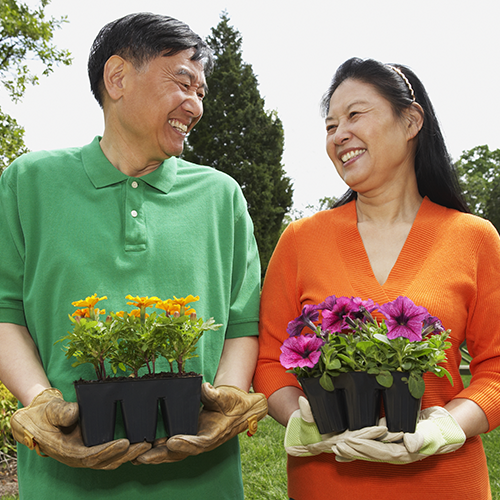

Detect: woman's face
[325, 78, 418, 196]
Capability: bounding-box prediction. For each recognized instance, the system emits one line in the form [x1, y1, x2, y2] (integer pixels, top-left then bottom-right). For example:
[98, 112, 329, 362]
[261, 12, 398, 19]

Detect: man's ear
[102, 55, 129, 102]
[406, 102, 424, 141]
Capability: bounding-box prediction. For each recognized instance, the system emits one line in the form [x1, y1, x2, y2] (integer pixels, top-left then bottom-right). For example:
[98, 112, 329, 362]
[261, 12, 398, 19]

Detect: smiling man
[0, 13, 266, 500]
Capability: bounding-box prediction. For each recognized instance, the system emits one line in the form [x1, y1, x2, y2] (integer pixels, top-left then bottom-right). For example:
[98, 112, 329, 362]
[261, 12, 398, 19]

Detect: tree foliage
[0, 0, 72, 173]
[183, 12, 293, 275]
[456, 145, 500, 232]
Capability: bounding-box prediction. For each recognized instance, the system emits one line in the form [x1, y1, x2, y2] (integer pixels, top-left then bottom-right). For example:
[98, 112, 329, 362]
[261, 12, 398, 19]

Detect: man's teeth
[170, 120, 188, 133]
[341, 149, 366, 163]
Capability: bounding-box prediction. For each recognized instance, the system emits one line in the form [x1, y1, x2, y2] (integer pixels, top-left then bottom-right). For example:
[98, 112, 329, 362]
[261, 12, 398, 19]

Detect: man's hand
[11, 388, 151, 469]
[332, 406, 466, 464]
[135, 383, 268, 464]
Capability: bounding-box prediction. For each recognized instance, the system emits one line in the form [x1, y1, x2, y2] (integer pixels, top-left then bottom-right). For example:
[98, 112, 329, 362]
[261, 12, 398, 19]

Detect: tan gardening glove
[135, 383, 268, 464]
[284, 396, 395, 457]
[11, 388, 151, 469]
[332, 406, 466, 464]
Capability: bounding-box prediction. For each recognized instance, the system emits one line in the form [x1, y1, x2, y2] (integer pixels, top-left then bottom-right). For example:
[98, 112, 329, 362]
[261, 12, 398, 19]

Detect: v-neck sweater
[254, 197, 500, 499]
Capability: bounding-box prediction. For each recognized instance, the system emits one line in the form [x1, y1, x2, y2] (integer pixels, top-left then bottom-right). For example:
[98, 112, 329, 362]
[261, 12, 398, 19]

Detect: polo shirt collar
[81, 136, 178, 194]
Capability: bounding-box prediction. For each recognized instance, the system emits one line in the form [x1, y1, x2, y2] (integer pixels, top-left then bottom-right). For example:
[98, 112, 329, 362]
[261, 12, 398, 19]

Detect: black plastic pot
[299, 377, 348, 434]
[74, 380, 118, 447]
[158, 375, 202, 436]
[335, 372, 382, 430]
[382, 372, 422, 433]
[75, 374, 202, 447]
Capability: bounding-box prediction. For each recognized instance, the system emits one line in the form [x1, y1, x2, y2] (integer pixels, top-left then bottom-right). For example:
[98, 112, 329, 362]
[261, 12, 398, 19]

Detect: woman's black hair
[321, 58, 469, 213]
[88, 12, 214, 107]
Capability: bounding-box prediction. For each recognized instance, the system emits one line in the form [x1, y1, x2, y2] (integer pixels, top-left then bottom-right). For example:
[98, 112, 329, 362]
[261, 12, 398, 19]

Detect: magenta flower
[321, 296, 354, 332]
[280, 334, 324, 369]
[348, 297, 377, 322]
[422, 314, 445, 336]
[286, 304, 319, 336]
[378, 296, 429, 341]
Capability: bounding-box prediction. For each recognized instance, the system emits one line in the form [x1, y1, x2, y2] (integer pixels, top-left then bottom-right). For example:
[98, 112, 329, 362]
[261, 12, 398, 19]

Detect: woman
[253, 58, 500, 499]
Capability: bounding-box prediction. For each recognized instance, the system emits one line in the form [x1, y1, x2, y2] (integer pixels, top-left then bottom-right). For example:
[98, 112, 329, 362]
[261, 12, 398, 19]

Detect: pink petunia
[378, 296, 428, 342]
[280, 334, 324, 369]
[321, 296, 353, 332]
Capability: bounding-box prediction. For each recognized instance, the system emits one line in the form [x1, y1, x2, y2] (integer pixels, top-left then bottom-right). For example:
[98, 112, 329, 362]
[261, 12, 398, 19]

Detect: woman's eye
[349, 111, 358, 118]
[326, 124, 337, 133]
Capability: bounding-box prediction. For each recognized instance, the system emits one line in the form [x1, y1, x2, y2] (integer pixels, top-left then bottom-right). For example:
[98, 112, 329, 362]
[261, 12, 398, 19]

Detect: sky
[3, 0, 500, 212]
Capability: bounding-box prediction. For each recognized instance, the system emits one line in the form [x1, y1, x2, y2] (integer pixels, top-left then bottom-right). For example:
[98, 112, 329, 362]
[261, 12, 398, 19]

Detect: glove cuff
[417, 408, 466, 456]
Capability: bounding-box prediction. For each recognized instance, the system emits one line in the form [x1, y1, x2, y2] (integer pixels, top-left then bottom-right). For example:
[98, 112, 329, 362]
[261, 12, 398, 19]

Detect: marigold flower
[129, 309, 149, 318]
[172, 295, 200, 307]
[125, 295, 160, 309]
[72, 294, 107, 309]
[72, 309, 90, 318]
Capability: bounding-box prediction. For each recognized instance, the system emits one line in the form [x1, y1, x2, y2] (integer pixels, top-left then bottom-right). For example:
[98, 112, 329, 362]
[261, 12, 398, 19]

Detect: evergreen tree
[0, 0, 72, 173]
[183, 12, 293, 276]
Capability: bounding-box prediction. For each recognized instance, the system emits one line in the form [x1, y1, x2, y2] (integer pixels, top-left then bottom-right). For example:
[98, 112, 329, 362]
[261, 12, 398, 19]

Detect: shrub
[0, 382, 17, 455]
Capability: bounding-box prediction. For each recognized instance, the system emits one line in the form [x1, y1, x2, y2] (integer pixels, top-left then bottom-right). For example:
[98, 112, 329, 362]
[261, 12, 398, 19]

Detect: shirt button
[131, 210, 138, 218]
[131, 181, 139, 188]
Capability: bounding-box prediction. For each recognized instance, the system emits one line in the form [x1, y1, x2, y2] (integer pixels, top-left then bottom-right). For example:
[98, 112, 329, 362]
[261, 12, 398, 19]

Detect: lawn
[239, 375, 500, 499]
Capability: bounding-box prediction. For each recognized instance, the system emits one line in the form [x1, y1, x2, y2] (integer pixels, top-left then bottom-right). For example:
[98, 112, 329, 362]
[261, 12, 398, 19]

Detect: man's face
[118, 49, 206, 162]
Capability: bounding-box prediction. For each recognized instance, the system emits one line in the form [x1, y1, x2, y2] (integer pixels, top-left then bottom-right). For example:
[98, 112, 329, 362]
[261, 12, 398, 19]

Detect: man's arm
[0, 323, 51, 406]
[213, 336, 259, 391]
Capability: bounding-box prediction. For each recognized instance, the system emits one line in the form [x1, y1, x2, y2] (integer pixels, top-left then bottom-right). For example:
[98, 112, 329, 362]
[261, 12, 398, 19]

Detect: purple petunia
[422, 314, 445, 336]
[378, 296, 429, 342]
[280, 334, 325, 369]
[286, 304, 320, 337]
[321, 296, 352, 332]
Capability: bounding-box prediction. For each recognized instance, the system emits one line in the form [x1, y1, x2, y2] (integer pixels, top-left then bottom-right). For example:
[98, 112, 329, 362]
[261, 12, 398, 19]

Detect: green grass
[239, 416, 287, 499]
[240, 376, 500, 499]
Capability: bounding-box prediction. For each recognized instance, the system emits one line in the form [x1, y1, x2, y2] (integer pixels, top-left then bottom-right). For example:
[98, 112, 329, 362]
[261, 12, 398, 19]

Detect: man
[0, 13, 266, 499]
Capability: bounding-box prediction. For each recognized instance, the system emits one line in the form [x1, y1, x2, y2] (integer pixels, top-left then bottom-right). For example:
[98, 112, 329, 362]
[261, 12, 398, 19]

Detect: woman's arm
[267, 386, 304, 426]
[445, 397, 489, 437]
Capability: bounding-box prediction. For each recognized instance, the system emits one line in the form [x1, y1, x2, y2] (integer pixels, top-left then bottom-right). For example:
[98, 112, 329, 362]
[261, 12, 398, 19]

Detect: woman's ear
[406, 102, 424, 140]
[102, 55, 128, 102]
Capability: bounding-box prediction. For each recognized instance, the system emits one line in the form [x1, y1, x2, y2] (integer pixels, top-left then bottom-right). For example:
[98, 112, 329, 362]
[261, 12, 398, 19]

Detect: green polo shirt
[0, 137, 260, 499]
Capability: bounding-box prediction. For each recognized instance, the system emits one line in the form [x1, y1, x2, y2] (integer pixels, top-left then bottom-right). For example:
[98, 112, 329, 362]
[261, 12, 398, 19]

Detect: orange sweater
[254, 198, 500, 500]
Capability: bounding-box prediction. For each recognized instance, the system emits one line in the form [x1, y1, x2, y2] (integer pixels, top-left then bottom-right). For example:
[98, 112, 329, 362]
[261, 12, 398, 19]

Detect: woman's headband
[387, 65, 416, 102]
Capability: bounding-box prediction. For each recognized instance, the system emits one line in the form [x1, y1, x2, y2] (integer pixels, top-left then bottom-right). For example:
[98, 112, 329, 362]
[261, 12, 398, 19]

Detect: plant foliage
[0, 0, 72, 173]
[456, 145, 500, 233]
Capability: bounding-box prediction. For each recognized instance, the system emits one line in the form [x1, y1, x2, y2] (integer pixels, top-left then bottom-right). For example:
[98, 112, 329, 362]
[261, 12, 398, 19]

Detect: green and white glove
[284, 396, 391, 457]
[332, 406, 466, 464]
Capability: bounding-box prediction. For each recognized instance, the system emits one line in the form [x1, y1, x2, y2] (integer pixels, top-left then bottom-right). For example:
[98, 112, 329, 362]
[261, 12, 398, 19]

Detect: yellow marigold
[129, 309, 149, 318]
[172, 295, 200, 307]
[72, 309, 90, 318]
[72, 294, 107, 309]
[184, 306, 196, 316]
[125, 295, 160, 309]
[155, 299, 176, 313]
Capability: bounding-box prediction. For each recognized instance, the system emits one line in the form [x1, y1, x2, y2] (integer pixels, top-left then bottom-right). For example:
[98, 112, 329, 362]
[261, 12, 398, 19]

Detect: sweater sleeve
[253, 223, 302, 397]
[454, 221, 500, 431]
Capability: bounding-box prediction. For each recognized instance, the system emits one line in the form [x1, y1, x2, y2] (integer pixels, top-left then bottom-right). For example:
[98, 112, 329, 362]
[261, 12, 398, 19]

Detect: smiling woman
[254, 57, 500, 500]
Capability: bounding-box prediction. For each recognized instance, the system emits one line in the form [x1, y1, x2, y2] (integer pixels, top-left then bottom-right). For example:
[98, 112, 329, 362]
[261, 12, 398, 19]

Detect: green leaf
[320, 373, 335, 392]
[408, 373, 425, 399]
[376, 371, 393, 388]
